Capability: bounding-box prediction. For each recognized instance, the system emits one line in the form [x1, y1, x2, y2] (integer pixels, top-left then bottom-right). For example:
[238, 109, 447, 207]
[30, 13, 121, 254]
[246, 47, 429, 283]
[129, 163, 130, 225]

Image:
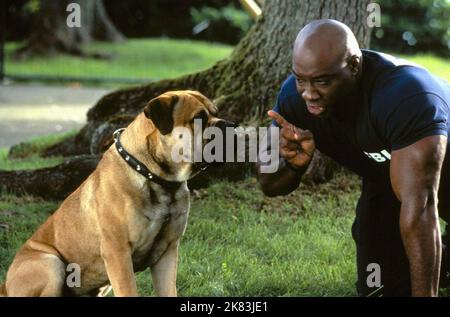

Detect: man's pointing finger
[268, 110, 289, 128]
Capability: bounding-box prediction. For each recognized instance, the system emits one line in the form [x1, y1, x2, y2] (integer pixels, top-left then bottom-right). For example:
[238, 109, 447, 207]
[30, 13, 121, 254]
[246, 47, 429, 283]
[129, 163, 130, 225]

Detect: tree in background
[371, 0, 449, 57]
[57, 0, 371, 153]
[190, 3, 253, 44]
[1, 0, 373, 199]
[13, 0, 124, 59]
[7, 0, 448, 56]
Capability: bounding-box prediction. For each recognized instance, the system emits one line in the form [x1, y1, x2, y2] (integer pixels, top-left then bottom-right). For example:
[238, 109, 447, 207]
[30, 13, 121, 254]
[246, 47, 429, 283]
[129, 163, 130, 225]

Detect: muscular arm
[390, 135, 447, 297]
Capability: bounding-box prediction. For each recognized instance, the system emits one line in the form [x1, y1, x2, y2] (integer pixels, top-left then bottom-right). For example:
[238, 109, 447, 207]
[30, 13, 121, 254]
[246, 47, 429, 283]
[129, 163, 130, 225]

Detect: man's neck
[334, 64, 364, 122]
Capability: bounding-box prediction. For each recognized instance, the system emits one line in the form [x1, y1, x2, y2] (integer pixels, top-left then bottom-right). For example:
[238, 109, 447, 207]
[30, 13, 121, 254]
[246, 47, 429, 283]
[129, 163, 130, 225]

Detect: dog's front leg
[151, 241, 179, 297]
[101, 241, 138, 297]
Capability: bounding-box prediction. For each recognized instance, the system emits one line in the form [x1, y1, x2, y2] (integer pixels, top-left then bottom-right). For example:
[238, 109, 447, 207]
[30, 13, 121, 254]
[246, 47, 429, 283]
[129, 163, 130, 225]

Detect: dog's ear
[144, 95, 179, 135]
[187, 91, 217, 114]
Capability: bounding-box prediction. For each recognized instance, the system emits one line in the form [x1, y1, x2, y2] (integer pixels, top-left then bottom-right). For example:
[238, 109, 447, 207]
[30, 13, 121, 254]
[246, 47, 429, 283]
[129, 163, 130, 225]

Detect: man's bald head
[291, 19, 363, 118]
[293, 19, 361, 69]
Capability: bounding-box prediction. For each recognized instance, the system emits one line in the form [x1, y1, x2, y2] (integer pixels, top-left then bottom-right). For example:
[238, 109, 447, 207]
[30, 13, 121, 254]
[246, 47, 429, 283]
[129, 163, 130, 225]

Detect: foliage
[23, 0, 40, 13]
[371, 0, 450, 57]
[5, 0, 251, 45]
[190, 4, 253, 43]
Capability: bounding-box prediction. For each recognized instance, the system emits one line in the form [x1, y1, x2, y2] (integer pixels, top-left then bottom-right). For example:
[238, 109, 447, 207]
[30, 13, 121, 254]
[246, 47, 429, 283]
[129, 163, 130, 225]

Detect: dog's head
[143, 90, 235, 181]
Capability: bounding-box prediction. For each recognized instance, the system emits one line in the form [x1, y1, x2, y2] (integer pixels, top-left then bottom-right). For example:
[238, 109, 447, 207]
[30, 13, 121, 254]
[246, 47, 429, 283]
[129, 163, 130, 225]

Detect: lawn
[5, 39, 449, 85]
[0, 130, 359, 296]
[5, 39, 233, 83]
[0, 141, 359, 296]
[4, 137, 447, 296]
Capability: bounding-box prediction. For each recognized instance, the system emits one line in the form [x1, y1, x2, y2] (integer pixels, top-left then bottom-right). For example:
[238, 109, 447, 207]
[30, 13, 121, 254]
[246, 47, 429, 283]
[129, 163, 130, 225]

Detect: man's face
[292, 50, 357, 117]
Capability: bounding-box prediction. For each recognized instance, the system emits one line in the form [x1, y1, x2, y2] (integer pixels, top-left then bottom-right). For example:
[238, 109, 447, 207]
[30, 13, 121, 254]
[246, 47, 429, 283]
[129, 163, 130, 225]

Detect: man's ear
[349, 55, 361, 76]
[144, 95, 179, 135]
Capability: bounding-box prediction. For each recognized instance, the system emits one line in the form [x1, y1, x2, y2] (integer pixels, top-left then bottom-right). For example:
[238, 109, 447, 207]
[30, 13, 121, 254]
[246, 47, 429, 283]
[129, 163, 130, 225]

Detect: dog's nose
[210, 120, 237, 165]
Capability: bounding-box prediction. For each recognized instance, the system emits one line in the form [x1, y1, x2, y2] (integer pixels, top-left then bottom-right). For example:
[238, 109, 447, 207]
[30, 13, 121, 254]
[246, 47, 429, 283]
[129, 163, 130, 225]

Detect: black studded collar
[113, 128, 182, 189]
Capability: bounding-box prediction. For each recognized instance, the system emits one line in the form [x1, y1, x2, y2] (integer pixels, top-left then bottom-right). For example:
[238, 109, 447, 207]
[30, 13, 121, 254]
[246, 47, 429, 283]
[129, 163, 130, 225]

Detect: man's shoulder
[359, 51, 449, 150]
[362, 50, 449, 105]
[278, 75, 300, 103]
[369, 69, 449, 126]
[362, 51, 448, 118]
[363, 55, 449, 149]
[375, 65, 447, 97]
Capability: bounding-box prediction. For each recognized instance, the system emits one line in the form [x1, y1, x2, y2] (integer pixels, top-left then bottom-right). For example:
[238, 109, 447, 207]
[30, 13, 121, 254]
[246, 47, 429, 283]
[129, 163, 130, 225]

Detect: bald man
[257, 19, 449, 297]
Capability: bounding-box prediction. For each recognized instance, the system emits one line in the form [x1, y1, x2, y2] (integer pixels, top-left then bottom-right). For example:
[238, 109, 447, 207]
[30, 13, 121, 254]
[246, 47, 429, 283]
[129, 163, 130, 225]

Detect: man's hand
[268, 110, 315, 169]
[256, 111, 314, 197]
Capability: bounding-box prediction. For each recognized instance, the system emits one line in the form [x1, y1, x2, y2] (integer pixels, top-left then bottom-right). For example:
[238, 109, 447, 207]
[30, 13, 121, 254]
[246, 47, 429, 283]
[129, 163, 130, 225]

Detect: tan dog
[0, 90, 233, 297]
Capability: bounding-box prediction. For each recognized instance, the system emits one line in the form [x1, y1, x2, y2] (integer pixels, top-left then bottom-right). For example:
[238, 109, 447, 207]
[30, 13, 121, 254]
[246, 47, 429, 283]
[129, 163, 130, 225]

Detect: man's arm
[390, 135, 447, 296]
[256, 111, 315, 197]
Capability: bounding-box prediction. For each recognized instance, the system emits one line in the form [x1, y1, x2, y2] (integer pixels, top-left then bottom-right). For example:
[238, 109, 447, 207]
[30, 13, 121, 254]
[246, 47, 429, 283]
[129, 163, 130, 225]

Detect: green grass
[0, 169, 359, 296]
[0, 128, 360, 296]
[397, 54, 450, 81]
[0, 148, 64, 171]
[0, 130, 75, 171]
[0, 132, 360, 296]
[5, 39, 449, 84]
[5, 39, 233, 81]
[6, 130, 77, 160]
[0, 195, 58, 278]
[0, 131, 447, 296]
[157, 176, 358, 297]
[1, 147, 449, 296]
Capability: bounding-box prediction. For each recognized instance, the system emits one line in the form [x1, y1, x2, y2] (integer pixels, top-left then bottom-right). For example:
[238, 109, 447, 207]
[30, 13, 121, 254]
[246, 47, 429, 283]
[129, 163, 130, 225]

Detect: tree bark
[14, 0, 124, 60]
[8, 0, 372, 199]
[0, 155, 100, 200]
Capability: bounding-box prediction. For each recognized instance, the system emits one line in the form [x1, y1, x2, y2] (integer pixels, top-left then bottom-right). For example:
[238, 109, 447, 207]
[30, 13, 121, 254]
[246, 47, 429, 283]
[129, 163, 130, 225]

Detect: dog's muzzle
[193, 120, 236, 171]
[209, 119, 236, 167]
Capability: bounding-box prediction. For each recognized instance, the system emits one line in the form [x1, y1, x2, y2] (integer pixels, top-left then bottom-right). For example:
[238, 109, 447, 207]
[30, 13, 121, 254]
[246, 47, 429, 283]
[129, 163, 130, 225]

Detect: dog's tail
[0, 283, 7, 297]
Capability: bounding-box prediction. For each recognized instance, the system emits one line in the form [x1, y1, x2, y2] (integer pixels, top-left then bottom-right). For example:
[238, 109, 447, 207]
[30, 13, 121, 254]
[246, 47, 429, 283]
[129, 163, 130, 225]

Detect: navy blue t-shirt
[272, 50, 449, 216]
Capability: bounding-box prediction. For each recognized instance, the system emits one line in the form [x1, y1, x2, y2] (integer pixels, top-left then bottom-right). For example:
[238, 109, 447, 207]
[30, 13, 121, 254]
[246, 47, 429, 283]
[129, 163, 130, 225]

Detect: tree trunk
[91, 0, 125, 42]
[0, 155, 100, 200]
[14, 0, 124, 60]
[6, 0, 372, 199]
